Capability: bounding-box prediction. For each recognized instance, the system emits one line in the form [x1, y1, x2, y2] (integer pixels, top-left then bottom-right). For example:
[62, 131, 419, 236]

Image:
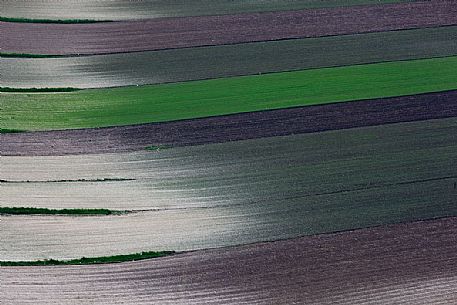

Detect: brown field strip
[2, 217, 456, 304]
[1, 1, 457, 55]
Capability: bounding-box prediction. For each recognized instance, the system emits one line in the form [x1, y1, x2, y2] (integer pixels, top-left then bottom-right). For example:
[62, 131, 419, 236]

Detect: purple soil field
[2, 90, 457, 156]
[2, 1, 457, 55]
[2, 217, 456, 305]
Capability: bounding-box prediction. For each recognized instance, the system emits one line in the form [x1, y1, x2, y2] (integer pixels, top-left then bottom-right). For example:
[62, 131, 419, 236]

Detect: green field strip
[0, 251, 175, 266]
[0, 207, 121, 216]
[3, 26, 457, 89]
[0, 0, 416, 21]
[2, 56, 457, 131]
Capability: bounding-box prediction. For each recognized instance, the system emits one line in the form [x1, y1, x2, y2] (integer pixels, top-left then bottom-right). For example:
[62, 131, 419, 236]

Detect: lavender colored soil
[1, 1, 457, 55]
[2, 90, 457, 156]
[0, 0, 416, 21]
[3, 217, 457, 304]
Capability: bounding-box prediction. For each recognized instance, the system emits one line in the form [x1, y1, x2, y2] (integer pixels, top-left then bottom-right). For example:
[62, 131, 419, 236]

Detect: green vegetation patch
[0, 251, 175, 266]
[0, 53, 65, 58]
[0, 207, 120, 216]
[145, 145, 172, 151]
[2, 56, 457, 131]
[0, 87, 80, 93]
[0, 128, 25, 134]
[0, 16, 109, 24]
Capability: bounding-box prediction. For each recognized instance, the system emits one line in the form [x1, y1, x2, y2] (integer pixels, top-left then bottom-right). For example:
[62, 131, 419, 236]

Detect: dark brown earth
[2, 1, 457, 55]
[3, 217, 457, 304]
[2, 90, 457, 156]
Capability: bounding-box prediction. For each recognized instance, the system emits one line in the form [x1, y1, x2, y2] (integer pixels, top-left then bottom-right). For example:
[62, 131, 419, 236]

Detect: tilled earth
[2, 1, 457, 55]
[0, 0, 414, 20]
[3, 1, 457, 303]
[2, 118, 457, 260]
[2, 217, 456, 304]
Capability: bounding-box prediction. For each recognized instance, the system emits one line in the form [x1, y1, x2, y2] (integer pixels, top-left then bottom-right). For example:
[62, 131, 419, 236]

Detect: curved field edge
[2, 217, 456, 305]
[3, 26, 457, 89]
[0, 207, 124, 216]
[2, 56, 457, 131]
[3, 2, 456, 56]
[2, 90, 456, 156]
[0, 0, 417, 21]
[0, 251, 175, 266]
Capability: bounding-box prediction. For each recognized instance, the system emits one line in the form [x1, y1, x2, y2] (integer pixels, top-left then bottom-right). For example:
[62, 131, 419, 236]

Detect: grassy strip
[0, 53, 64, 58]
[0, 16, 108, 24]
[0, 178, 134, 183]
[0, 251, 175, 266]
[0, 87, 80, 93]
[145, 145, 172, 151]
[0, 207, 120, 216]
[2, 56, 457, 131]
[0, 128, 25, 134]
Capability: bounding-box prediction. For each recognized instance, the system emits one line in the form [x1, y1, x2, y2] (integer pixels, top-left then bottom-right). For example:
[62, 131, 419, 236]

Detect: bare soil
[3, 217, 456, 304]
[2, 1, 457, 55]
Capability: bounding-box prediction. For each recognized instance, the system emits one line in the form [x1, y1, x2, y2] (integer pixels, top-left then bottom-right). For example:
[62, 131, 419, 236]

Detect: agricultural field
[2, 118, 457, 261]
[2, 56, 457, 131]
[0, 0, 416, 20]
[3, 218, 457, 304]
[2, 1, 456, 55]
[2, 90, 457, 155]
[2, 0, 457, 304]
[3, 26, 457, 88]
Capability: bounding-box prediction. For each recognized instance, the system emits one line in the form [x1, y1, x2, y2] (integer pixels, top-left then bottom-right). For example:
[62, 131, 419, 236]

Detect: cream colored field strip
[2, 117, 457, 210]
[2, 217, 457, 304]
[2, 118, 457, 260]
